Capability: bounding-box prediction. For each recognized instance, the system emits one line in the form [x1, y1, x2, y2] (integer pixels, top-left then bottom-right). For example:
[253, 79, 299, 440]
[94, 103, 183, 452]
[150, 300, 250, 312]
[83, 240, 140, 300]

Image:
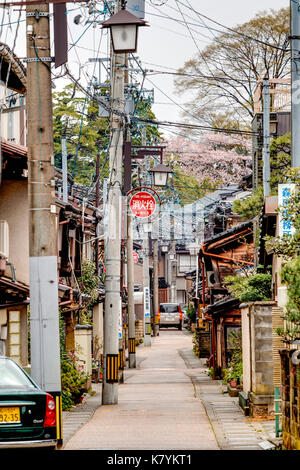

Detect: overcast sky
[136, 0, 289, 128]
[1, 0, 289, 138]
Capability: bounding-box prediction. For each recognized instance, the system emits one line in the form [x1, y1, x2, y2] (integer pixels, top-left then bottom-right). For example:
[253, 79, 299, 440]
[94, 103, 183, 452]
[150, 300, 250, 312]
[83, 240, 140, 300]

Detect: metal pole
[141, 129, 151, 347]
[95, 154, 100, 274]
[170, 200, 177, 304]
[143, 222, 151, 346]
[62, 136, 68, 203]
[153, 238, 159, 336]
[262, 79, 270, 196]
[26, 3, 62, 445]
[195, 252, 199, 327]
[124, 135, 136, 367]
[102, 24, 124, 403]
[291, 0, 300, 168]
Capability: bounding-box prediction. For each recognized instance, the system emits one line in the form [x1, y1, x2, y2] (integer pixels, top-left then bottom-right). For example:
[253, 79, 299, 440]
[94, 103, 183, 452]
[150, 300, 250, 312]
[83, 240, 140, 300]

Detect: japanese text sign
[278, 183, 296, 237]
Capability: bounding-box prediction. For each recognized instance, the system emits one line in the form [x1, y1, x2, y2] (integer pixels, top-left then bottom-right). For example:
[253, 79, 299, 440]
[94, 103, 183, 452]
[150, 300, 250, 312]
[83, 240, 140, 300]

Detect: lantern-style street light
[151, 163, 173, 187]
[101, 6, 148, 53]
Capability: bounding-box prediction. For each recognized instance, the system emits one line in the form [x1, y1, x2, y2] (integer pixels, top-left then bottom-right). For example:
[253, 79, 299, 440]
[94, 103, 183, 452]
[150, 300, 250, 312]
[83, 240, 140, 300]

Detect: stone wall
[135, 320, 144, 344]
[195, 328, 211, 358]
[242, 301, 276, 417]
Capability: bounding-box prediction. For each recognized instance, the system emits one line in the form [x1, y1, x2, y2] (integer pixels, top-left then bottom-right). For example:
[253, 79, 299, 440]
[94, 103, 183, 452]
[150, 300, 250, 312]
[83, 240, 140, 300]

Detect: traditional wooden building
[199, 221, 254, 378]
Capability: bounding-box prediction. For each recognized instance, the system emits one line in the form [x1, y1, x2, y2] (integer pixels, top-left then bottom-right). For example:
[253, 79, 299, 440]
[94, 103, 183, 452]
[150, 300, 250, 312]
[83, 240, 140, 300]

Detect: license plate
[0, 407, 21, 424]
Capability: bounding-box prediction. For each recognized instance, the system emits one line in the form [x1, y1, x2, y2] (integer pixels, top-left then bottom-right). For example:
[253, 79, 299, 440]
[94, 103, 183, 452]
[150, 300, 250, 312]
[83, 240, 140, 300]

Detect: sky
[0, 0, 289, 137]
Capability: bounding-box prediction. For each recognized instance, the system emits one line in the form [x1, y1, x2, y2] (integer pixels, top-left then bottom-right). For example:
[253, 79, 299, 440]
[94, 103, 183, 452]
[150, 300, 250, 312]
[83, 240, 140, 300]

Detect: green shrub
[59, 312, 89, 411]
[186, 304, 196, 323]
[224, 272, 272, 302]
[60, 352, 88, 410]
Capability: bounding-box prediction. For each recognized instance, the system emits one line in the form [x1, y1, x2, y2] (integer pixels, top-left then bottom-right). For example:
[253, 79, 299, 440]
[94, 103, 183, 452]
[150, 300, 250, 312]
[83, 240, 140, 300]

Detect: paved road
[64, 330, 219, 450]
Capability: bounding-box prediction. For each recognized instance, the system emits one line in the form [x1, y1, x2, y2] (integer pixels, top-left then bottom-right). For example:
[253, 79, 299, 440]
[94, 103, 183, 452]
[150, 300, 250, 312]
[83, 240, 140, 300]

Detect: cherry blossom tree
[166, 133, 252, 187]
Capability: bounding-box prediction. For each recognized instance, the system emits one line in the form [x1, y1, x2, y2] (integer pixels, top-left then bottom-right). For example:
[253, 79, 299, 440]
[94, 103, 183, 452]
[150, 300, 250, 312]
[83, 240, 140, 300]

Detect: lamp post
[101, 1, 148, 404]
[150, 164, 173, 333]
[101, 4, 148, 53]
[188, 240, 201, 327]
[151, 163, 172, 187]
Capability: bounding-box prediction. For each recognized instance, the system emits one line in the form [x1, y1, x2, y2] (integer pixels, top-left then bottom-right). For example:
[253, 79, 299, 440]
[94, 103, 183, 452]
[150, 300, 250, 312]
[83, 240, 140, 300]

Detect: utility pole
[262, 78, 270, 196]
[169, 158, 176, 304]
[26, 3, 62, 444]
[124, 56, 136, 367]
[143, 221, 151, 346]
[126, 192, 136, 366]
[142, 129, 151, 347]
[291, 1, 300, 168]
[102, 2, 124, 404]
[153, 238, 159, 336]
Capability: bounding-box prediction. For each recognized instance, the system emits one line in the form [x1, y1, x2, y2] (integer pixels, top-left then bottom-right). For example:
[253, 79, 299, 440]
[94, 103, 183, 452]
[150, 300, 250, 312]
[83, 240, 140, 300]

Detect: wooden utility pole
[26, 3, 62, 444]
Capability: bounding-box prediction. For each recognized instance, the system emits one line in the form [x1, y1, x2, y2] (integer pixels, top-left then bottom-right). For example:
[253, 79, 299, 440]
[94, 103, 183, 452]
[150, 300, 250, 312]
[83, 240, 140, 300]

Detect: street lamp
[101, 7, 148, 54]
[151, 163, 172, 187]
[188, 239, 201, 327]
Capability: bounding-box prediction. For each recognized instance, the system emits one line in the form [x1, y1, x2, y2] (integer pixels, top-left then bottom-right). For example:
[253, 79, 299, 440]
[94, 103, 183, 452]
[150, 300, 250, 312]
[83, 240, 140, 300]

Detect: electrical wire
[170, 0, 290, 52]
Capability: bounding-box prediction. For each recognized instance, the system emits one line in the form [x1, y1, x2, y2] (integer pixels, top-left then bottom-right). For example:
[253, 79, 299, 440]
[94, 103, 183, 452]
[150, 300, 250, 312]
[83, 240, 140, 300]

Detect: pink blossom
[166, 133, 252, 186]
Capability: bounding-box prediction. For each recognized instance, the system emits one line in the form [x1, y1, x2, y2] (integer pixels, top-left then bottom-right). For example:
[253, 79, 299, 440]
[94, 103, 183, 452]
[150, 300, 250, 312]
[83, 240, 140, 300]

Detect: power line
[173, 0, 290, 52]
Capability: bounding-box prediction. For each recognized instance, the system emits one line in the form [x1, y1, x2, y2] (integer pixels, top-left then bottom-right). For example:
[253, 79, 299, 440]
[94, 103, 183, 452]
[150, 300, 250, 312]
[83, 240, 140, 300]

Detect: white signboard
[278, 183, 296, 237]
[144, 286, 150, 318]
[126, 0, 145, 18]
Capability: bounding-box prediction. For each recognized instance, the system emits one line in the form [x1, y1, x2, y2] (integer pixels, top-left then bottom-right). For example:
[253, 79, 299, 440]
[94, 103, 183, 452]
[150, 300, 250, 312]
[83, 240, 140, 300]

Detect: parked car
[0, 356, 57, 449]
[158, 303, 183, 330]
[181, 306, 188, 325]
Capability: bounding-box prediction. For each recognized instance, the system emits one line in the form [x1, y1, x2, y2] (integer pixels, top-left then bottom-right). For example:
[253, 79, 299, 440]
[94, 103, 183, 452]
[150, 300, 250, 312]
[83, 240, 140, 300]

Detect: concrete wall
[92, 302, 103, 361]
[0, 179, 29, 285]
[75, 325, 92, 390]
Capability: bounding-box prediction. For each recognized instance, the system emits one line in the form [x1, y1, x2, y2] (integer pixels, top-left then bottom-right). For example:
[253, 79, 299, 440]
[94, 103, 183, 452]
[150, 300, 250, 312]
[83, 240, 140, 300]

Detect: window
[179, 254, 196, 273]
[160, 304, 179, 313]
[0, 358, 36, 390]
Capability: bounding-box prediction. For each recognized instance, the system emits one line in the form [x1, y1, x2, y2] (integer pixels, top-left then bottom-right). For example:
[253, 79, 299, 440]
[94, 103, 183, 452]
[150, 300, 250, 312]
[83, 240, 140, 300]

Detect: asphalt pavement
[61, 329, 278, 451]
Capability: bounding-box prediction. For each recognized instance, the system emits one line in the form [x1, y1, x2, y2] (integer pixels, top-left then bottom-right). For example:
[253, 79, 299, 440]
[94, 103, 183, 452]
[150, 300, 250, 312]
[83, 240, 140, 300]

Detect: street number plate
[0, 407, 21, 424]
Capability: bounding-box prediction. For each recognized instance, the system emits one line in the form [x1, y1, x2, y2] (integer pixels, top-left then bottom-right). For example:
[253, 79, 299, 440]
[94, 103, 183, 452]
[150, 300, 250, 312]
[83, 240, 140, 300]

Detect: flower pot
[230, 379, 238, 388]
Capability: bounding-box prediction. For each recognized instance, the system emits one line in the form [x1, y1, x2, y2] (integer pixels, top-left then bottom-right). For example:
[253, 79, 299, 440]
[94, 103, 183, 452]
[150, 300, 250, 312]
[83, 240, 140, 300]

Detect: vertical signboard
[144, 286, 150, 318]
[53, 3, 68, 68]
[278, 183, 296, 237]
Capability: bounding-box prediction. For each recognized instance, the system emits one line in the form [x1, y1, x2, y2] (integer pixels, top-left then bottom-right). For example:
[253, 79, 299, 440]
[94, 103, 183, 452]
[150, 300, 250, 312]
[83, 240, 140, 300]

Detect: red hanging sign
[133, 252, 139, 264]
[129, 191, 156, 218]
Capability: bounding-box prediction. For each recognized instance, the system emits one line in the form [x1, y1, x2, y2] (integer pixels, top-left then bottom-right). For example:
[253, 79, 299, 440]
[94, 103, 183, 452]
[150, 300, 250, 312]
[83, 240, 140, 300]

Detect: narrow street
[63, 330, 219, 450]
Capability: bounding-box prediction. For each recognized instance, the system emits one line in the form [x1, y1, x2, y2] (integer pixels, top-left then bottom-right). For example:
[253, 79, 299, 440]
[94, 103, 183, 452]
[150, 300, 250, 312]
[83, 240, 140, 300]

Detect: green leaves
[224, 272, 272, 302]
[233, 186, 264, 219]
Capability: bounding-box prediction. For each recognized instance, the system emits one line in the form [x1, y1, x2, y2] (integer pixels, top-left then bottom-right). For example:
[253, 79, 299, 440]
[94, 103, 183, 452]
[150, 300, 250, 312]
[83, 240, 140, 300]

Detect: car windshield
[0, 358, 36, 390]
[160, 304, 178, 313]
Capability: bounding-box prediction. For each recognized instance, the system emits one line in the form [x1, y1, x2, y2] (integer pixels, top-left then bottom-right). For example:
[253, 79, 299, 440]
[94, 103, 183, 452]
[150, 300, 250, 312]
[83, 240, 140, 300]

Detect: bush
[61, 352, 89, 410]
[224, 272, 272, 302]
[222, 330, 243, 384]
[186, 304, 196, 323]
[59, 312, 89, 411]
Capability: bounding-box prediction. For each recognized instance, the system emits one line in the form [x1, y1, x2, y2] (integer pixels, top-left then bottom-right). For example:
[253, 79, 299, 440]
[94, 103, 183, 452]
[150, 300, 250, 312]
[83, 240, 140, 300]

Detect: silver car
[159, 303, 183, 330]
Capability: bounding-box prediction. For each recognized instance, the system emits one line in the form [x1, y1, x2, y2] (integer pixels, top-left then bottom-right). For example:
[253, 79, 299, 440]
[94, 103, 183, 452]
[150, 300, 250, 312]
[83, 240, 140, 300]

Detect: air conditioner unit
[206, 271, 215, 287]
[0, 220, 9, 259]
